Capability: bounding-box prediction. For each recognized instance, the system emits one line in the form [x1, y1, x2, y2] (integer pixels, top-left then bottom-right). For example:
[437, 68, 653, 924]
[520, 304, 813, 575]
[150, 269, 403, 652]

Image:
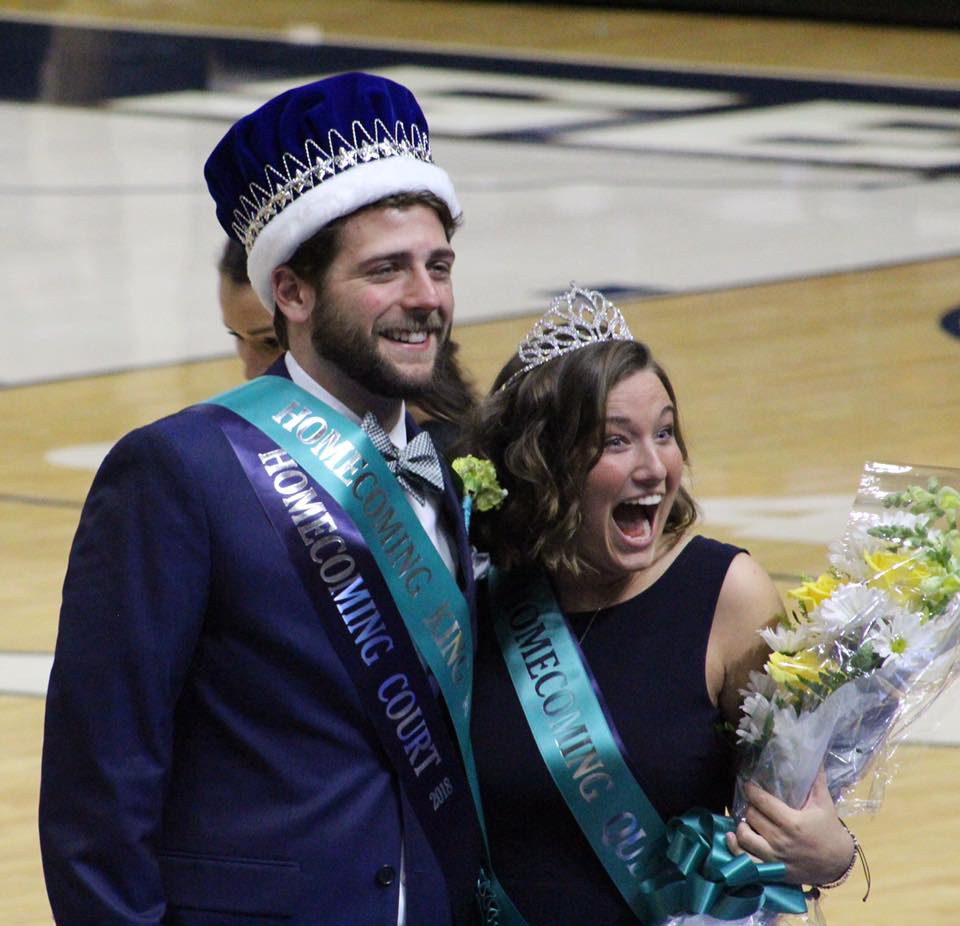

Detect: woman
[217, 238, 283, 380]
[465, 284, 856, 925]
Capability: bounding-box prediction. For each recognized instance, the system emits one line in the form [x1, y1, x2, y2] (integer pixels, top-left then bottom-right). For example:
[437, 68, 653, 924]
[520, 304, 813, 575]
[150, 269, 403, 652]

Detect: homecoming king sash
[205, 375, 527, 925]
[488, 566, 808, 924]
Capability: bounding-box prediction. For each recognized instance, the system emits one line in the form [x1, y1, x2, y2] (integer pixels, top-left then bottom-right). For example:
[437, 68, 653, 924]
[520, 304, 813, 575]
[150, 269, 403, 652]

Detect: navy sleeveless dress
[471, 535, 746, 926]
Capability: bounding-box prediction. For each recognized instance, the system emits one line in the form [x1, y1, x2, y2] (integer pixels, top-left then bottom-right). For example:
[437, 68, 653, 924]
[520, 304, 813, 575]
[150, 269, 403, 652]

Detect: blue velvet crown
[204, 71, 460, 310]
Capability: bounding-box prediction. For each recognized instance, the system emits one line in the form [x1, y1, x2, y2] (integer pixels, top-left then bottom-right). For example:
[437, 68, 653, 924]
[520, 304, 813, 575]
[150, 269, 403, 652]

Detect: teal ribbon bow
[634, 809, 808, 923]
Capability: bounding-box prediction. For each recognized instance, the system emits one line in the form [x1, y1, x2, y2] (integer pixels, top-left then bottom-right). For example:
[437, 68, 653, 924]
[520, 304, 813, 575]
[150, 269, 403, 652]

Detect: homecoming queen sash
[203, 375, 491, 919]
[488, 566, 808, 925]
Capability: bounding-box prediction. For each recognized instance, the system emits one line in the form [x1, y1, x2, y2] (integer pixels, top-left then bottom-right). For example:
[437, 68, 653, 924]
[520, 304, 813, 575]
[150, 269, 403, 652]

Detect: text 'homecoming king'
[270, 398, 469, 686]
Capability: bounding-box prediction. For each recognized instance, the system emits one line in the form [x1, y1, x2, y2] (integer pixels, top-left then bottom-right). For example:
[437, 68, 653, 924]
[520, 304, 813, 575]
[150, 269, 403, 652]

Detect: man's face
[310, 204, 455, 399]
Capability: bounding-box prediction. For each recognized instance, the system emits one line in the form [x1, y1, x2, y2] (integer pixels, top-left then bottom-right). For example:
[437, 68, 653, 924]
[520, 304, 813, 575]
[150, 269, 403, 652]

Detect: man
[215, 234, 474, 454]
[40, 72, 484, 925]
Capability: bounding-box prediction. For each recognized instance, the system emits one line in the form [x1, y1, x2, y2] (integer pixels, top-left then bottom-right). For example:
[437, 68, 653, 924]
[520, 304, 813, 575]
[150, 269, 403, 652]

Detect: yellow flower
[766, 650, 825, 688]
[943, 573, 960, 598]
[864, 549, 934, 609]
[787, 573, 841, 613]
[936, 485, 960, 511]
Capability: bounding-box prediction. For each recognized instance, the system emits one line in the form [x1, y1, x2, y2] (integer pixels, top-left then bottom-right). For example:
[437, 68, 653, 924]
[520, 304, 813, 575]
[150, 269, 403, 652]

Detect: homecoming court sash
[204, 375, 525, 925]
[488, 566, 808, 924]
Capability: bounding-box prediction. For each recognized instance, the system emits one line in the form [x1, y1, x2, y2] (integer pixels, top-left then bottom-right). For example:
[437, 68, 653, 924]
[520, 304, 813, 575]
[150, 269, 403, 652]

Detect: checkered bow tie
[360, 412, 444, 505]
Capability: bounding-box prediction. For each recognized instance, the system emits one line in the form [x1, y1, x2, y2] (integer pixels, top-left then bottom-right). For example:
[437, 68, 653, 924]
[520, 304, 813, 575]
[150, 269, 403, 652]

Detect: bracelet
[817, 819, 871, 900]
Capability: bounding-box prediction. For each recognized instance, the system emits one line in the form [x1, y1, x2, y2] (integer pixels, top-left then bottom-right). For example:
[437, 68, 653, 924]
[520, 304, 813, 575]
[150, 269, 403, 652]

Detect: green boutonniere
[451, 455, 507, 531]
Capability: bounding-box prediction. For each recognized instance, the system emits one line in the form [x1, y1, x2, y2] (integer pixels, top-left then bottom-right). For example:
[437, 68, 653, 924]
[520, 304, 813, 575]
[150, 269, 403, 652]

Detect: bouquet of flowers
[735, 462, 960, 817]
[665, 461, 960, 926]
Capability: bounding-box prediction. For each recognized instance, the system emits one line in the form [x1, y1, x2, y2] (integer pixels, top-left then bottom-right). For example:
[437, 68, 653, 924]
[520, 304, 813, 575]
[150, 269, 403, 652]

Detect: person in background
[463, 284, 857, 926]
[40, 72, 483, 926]
[218, 237, 282, 380]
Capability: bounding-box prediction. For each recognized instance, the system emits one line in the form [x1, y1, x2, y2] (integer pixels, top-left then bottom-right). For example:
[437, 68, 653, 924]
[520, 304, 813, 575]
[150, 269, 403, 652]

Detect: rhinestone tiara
[232, 117, 433, 251]
[499, 284, 635, 391]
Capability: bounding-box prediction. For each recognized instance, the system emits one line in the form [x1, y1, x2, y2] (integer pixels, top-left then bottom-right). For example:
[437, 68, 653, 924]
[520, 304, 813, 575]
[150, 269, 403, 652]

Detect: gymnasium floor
[2, 2, 959, 923]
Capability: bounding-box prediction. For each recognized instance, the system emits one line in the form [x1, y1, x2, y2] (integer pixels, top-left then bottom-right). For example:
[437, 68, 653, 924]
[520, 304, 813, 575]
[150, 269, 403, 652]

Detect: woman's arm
[708, 551, 781, 725]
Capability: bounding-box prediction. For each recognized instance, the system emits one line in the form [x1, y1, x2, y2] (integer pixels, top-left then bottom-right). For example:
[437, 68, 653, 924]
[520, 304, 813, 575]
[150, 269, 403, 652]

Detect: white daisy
[736, 689, 775, 746]
[736, 671, 781, 746]
[739, 669, 778, 701]
[869, 609, 939, 661]
[760, 621, 821, 654]
[814, 583, 891, 639]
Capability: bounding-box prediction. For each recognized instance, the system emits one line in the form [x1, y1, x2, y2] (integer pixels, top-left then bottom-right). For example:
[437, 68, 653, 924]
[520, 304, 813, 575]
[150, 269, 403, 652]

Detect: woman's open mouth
[612, 493, 663, 543]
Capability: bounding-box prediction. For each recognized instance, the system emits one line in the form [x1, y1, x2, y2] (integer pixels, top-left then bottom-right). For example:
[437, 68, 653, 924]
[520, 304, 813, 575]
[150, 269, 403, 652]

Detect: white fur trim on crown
[246, 157, 461, 311]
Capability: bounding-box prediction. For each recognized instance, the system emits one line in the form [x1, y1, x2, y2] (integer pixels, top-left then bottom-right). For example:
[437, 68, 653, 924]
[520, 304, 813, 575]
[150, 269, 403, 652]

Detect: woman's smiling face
[573, 367, 684, 585]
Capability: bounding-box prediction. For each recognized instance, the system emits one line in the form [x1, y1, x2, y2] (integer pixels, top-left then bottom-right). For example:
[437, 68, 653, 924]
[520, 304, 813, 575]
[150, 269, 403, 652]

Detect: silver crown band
[498, 284, 635, 391]
[232, 117, 433, 252]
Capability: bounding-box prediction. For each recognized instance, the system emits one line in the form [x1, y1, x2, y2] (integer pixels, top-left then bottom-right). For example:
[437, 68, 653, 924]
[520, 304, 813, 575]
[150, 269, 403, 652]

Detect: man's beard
[310, 299, 448, 400]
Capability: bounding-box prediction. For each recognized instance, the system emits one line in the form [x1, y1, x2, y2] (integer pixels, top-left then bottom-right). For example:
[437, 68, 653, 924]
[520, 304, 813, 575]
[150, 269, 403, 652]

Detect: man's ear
[272, 265, 315, 323]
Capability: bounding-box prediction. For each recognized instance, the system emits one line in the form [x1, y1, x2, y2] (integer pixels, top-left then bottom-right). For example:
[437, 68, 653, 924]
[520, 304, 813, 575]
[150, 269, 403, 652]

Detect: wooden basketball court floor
[1, 1, 959, 922]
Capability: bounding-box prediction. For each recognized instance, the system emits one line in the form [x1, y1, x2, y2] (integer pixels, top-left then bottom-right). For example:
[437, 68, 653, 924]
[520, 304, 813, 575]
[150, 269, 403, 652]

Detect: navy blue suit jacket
[39, 363, 479, 925]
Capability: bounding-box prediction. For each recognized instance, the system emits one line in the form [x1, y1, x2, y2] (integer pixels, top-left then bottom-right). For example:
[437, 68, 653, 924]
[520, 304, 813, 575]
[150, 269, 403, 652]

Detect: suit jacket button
[375, 864, 396, 886]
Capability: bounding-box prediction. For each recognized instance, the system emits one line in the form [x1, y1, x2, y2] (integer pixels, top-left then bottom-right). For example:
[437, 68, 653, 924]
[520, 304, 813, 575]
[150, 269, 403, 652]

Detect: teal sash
[213, 377, 474, 708]
[210, 376, 528, 925]
[489, 566, 808, 924]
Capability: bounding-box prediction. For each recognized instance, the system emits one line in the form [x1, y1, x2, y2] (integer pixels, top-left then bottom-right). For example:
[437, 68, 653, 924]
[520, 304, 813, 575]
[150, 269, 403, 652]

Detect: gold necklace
[577, 606, 604, 645]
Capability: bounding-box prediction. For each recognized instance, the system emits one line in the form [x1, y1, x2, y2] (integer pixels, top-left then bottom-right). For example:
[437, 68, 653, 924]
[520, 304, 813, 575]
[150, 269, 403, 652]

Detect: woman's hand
[725, 769, 855, 887]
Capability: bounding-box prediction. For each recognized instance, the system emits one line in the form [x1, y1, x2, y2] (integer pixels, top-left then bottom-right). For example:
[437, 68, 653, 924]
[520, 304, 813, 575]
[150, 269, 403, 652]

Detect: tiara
[499, 284, 635, 391]
[232, 117, 433, 251]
